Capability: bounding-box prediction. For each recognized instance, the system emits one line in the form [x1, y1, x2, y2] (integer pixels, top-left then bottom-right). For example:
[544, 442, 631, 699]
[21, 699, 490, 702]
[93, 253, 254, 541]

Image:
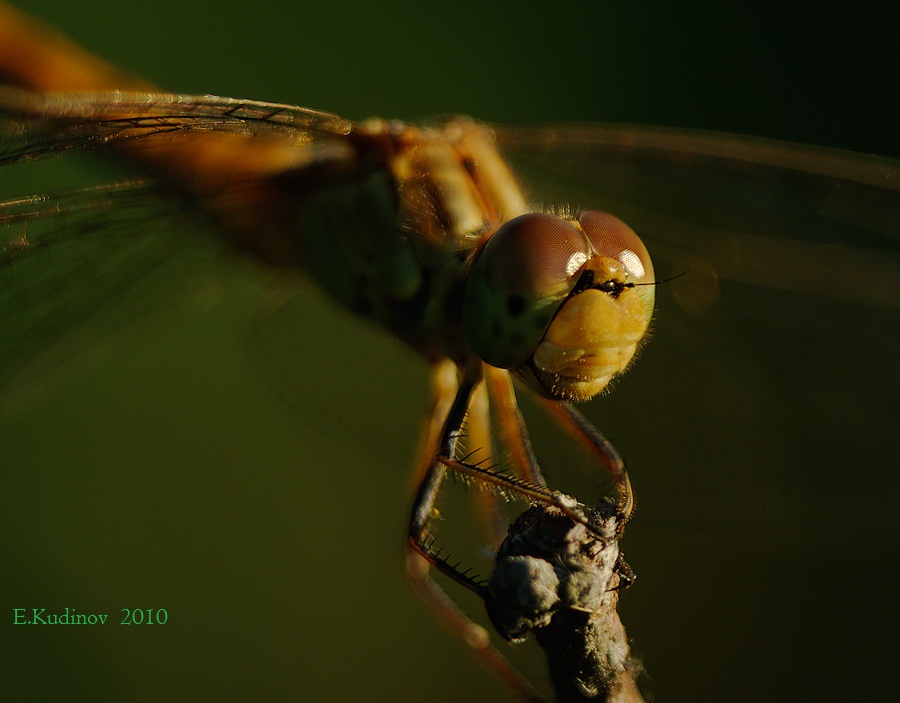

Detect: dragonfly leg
[403, 552, 545, 702]
[407, 361, 489, 593]
[408, 359, 459, 494]
[484, 365, 547, 487]
[410, 359, 506, 546]
[535, 398, 635, 523]
[408, 361, 598, 587]
[406, 361, 620, 700]
[466, 375, 510, 550]
[405, 360, 546, 702]
[483, 366, 633, 528]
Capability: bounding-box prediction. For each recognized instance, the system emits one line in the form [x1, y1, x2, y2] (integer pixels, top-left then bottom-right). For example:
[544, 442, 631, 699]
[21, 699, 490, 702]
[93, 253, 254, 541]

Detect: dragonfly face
[464, 210, 655, 401]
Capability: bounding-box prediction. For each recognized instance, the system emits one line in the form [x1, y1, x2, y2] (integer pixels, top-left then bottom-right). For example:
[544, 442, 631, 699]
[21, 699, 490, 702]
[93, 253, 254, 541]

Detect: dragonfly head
[463, 211, 655, 401]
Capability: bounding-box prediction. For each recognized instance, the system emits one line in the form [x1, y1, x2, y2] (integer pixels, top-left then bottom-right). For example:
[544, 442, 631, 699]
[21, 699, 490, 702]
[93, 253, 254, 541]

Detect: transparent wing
[0, 86, 399, 454]
[493, 124, 900, 547]
[0, 87, 355, 165]
[495, 124, 899, 306]
[0, 173, 424, 459]
[0, 178, 239, 386]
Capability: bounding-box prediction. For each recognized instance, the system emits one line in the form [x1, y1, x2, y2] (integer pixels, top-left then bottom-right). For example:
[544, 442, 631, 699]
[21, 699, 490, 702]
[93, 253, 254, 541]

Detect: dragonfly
[1, 4, 898, 702]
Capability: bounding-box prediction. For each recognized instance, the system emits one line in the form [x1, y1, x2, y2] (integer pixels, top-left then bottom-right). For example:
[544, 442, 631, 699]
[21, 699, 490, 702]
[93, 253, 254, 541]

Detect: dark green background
[1, 2, 897, 701]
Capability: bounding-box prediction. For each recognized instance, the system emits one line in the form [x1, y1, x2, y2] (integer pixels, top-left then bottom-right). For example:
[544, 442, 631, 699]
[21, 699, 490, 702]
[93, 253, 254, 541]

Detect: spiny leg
[405, 360, 545, 702]
[484, 365, 546, 487]
[411, 360, 507, 554]
[407, 363, 625, 700]
[465, 374, 509, 551]
[408, 362, 600, 589]
[407, 360, 481, 583]
[481, 365, 635, 555]
[535, 397, 634, 523]
[408, 358, 458, 494]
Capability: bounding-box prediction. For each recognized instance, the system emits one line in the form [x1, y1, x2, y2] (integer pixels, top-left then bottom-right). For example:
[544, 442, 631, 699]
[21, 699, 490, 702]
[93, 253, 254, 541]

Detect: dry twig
[486, 497, 644, 702]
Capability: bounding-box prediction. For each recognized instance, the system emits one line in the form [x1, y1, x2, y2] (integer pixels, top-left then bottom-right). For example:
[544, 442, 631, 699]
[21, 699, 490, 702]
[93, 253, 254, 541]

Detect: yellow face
[463, 210, 655, 401]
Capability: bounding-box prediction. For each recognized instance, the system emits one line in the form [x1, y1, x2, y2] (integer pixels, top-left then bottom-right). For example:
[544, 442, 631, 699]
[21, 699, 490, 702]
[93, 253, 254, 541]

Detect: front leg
[407, 361, 601, 593]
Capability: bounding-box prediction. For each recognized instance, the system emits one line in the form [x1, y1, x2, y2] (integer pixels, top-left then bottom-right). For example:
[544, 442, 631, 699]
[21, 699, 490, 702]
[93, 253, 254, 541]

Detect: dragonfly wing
[0, 178, 238, 387]
[0, 87, 355, 166]
[0, 87, 414, 457]
[0, 173, 425, 461]
[494, 124, 899, 308]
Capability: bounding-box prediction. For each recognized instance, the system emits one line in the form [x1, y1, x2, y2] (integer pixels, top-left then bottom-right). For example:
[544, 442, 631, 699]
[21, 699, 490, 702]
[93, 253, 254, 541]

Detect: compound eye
[478, 213, 589, 299]
[463, 213, 590, 368]
[578, 211, 654, 285]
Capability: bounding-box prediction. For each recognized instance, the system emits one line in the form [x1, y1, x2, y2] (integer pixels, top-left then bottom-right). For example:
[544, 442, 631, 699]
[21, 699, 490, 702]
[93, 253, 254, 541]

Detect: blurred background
[0, 1, 897, 701]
